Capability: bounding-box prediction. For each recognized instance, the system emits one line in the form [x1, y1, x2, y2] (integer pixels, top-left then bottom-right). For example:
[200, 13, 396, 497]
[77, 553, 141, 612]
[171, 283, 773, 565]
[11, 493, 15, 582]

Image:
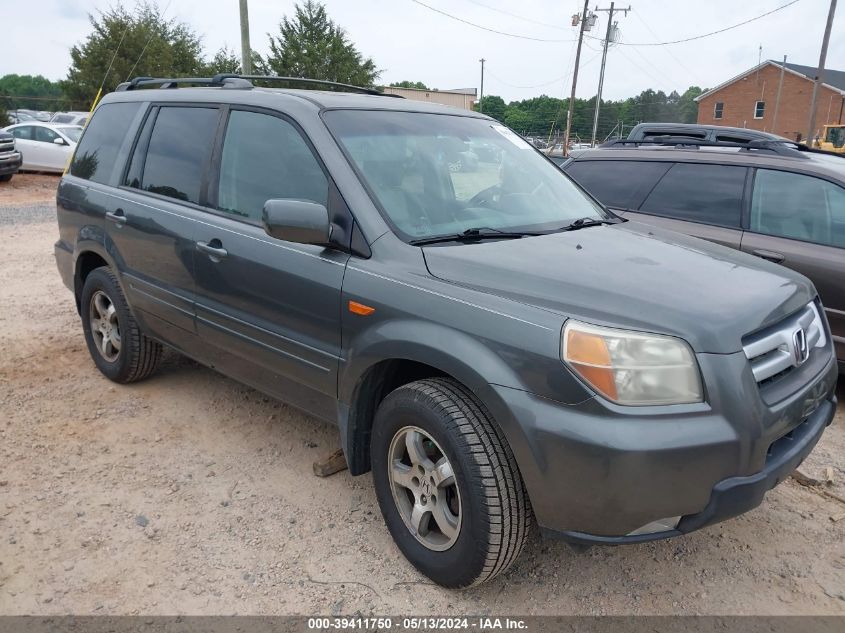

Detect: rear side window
[639, 163, 746, 228]
[133, 106, 218, 204]
[565, 160, 671, 210]
[751, 169, 845, 248]
[70, 102, 140, 184]
[11, 126, 34, 140]
[216, 110, 328, 222]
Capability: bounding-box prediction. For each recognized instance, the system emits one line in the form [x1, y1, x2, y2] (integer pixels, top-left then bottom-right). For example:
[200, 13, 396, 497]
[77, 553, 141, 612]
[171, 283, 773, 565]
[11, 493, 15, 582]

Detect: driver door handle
[105, 209, 125, 225]
[751, 249, 785, 264]
[196, 240, 228, 260]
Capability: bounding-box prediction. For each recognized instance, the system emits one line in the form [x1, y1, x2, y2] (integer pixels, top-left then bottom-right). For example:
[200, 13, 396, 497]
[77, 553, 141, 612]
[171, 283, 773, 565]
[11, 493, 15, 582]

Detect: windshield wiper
[560, 217, 623, 231]
[409, 226, 545, 246]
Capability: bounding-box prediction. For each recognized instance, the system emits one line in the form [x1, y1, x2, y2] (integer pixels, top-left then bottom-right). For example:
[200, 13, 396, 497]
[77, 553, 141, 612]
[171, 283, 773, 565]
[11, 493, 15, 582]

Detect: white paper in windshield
[491, 125, 533, 149]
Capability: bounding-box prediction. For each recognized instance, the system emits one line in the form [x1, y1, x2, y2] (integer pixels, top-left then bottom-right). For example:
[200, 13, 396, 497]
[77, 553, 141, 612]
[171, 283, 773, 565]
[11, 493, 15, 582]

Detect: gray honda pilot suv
[55, 76, 838, 588]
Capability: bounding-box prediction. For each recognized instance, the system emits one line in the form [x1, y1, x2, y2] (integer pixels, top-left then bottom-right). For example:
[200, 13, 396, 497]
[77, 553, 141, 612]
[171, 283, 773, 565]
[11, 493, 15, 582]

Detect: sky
[3, 0, 844, 103]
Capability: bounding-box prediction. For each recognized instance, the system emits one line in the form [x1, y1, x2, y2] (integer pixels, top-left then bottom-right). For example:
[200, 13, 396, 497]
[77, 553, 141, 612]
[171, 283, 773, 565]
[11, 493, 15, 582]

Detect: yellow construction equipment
[813, 124, 845, 153]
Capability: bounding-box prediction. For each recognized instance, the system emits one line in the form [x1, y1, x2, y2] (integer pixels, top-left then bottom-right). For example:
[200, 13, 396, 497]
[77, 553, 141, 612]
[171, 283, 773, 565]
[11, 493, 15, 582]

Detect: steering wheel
[467, 185, 502, 209]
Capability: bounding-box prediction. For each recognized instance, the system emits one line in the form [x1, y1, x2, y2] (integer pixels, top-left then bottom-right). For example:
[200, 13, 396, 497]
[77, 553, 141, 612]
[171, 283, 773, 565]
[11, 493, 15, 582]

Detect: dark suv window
[216, 110, 328, 222]
[133, 106, 218, 204]
[565, 160, 671, 210]
[639, 163, 746, 228]
[70, 102, 140, 184]
[751, 169, 845, 248]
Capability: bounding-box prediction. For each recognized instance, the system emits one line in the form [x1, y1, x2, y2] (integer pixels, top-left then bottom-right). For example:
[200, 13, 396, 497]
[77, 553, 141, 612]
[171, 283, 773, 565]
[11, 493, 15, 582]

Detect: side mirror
[262, 199, 331, 245]
[53, 137, 66, 146]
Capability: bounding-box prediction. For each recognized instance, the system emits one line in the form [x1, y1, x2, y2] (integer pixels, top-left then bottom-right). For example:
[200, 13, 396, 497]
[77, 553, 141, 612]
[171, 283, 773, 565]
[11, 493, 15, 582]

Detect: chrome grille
[742, 303, 827, 383]
[0, 139, 15, 154]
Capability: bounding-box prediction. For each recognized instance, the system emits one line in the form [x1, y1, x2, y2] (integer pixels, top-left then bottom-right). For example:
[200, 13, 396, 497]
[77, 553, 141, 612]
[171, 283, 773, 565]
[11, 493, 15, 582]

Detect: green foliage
[0, 102, 7, 126]
[481, 86, 707, 141]
[265, 1, 379, 86]
[390, 80, 428, 90]
[476, 95, 506, 121]
[62, 2, 206, 107]
[203, 46, 242, 75]
[0, 74, 64, 110]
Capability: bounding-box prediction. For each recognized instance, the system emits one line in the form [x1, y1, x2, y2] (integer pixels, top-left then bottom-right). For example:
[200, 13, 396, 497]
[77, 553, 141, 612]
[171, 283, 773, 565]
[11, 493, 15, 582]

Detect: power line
[486, 50, 601, 90]
[423, 0, 802, 48]
[630, 8, 700, 82]
[407, 0, 574, 42]
[587, 0, 802, 46]
[461, 0, 567, 31]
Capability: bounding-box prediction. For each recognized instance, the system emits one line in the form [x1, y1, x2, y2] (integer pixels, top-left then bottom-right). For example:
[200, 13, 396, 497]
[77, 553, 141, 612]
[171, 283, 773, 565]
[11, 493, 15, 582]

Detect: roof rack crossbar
[116, 74, 402, 97]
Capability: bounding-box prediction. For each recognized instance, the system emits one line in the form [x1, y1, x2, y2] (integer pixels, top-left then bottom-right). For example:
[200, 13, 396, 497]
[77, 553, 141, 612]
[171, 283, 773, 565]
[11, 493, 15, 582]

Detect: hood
[422, 221, 815, 354]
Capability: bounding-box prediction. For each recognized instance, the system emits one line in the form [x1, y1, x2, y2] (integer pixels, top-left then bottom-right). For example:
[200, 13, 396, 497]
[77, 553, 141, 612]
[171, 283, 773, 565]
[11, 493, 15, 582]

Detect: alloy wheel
[89, 290, 121, 362]
[387, 425, 462, 551]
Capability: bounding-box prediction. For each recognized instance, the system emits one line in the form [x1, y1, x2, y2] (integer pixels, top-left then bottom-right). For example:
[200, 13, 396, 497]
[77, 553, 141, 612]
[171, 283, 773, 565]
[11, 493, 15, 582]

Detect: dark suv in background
[564, 141, 845, 372]
[55, 76, 838, 588]
[626, 122, 789, 144]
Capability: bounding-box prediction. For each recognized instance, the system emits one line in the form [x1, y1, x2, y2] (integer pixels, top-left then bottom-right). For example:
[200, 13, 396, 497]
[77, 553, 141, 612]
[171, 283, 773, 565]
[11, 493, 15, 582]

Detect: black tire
[80, 267, 162, 383]
[0, 174, 12, 182]
[371, 378, 531, 588]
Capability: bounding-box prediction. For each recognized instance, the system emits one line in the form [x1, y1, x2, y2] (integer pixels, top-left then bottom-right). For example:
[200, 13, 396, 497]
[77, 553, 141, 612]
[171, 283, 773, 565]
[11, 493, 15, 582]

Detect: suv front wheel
[80, 267, 162, 383]
[371, 378, 531, 587]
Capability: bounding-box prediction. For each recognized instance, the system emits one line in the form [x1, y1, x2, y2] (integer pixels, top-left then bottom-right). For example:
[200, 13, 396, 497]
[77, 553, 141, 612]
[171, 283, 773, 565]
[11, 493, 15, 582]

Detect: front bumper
[553, 394, 836, 544]
[0, 151, 21, 176]
[492, 346, 838, 541]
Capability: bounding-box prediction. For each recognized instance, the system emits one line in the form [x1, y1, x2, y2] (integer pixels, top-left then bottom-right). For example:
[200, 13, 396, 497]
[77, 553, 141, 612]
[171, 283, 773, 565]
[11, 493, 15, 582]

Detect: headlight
[561, 320, 703, 406]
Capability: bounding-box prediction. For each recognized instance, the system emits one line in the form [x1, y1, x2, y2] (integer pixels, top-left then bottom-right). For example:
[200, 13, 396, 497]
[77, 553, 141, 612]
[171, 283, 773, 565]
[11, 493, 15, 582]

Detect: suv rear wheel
[371, 378, 531, 587]
[80, 267, 162, 383]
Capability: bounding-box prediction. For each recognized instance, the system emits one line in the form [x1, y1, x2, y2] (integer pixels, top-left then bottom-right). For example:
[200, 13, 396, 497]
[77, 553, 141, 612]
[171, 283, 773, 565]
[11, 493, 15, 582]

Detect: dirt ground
[0, 181, 843, 615]
[0, 173, 61, 206]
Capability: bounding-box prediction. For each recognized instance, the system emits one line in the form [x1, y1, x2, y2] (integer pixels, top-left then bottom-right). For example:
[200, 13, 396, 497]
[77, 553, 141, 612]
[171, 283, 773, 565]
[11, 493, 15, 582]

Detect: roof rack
[599, 136, 814, 159]
[115, 74, 401, 97]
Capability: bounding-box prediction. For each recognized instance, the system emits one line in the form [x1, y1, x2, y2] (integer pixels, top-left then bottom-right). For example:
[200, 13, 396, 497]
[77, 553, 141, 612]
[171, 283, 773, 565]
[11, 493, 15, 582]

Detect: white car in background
[3, 122, 82, 173]
[50, 111, 88, 126]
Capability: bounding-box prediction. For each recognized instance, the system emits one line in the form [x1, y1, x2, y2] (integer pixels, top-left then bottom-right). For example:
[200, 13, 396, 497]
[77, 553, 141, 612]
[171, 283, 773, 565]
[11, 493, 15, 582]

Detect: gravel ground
[0, 198, 843, 616]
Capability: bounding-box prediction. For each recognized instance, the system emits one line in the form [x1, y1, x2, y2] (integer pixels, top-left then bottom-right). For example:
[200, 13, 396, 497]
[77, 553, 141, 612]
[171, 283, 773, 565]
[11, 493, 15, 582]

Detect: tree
[203, 46, 242, 75]
[0, 75, 64, 110]
[265, 1, 379, 86]
[678, 86, 704, 123]
[62, 2, 206, 106]
[390, 80, 428, 90]
[201, 48, 269, 76]
[475, 95, 507, 122]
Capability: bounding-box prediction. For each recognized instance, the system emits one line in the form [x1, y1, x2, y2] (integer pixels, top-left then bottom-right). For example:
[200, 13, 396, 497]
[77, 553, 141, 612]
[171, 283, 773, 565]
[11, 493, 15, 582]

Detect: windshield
[59, 126, 82, 143]
[324, 110, 607, 241]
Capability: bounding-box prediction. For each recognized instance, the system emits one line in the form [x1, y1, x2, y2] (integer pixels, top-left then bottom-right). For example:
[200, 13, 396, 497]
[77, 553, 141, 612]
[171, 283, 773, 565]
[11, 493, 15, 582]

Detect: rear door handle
[751, 249, 785, 264]
[105, 209, 125, 225]
[196, 240, 228, 261]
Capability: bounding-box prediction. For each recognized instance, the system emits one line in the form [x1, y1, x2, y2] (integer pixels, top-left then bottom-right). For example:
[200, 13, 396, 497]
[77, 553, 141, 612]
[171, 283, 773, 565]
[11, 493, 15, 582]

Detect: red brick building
[695, 60, 845, 143]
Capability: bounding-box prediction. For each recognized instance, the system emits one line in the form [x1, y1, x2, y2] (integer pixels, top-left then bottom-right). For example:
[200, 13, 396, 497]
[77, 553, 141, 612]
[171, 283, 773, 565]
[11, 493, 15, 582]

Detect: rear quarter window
[564, 160, 671, 210]
[69, 102, 141, 184]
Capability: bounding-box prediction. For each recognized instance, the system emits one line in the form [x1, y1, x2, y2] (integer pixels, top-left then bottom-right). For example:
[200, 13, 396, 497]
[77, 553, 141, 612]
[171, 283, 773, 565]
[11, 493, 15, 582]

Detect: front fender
[339, 318, 524, 405]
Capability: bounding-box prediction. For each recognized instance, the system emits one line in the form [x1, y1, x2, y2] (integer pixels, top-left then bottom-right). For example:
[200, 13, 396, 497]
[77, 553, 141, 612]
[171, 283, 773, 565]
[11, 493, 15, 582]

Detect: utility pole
[807, 0, 836, 144]
[772, 55, 787, 133]
[479, 58, 486, 113]
[239, 0, 252, 75]
[563, 0, 591, 155]
[591, 3, 630, 147]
